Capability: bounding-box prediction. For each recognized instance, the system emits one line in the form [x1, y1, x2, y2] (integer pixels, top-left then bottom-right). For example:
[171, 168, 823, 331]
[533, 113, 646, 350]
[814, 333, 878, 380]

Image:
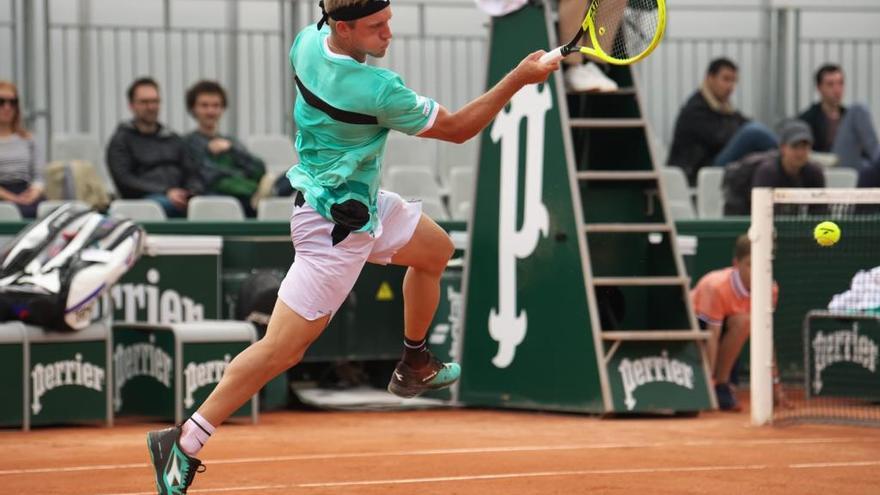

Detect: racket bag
[0, 203, 146, 331]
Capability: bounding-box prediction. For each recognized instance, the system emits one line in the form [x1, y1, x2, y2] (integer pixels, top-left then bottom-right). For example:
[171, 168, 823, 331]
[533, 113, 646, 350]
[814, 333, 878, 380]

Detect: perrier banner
[458, 3, 604, 412]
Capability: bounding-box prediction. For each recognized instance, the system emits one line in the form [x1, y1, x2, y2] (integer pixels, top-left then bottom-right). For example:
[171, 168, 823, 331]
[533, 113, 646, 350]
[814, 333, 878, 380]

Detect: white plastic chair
[437, 139, 478, 185]
[51, 134, 117, 196]
[420, 198, 450, 221]
[109, 199, 167, 221]
[0, 201, 22, 221]
[257, 197, 294, 221]
[661, 167, 696, 219]
[696, 167, 724, 219]
[386, 167, 443, 203]
[668, 200, 697, 220]
[824, 168, 858, 188]
[37, 200, 90, 218]
[448, 166, 475, 221]
[384, 132, 437, 169]
[188, 196, 245, 221]
[244, 134, 298, 175]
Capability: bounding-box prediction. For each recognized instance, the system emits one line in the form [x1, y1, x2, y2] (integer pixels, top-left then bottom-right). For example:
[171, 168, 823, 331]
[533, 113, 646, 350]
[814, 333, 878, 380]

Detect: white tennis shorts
[278, 190, 422, 321]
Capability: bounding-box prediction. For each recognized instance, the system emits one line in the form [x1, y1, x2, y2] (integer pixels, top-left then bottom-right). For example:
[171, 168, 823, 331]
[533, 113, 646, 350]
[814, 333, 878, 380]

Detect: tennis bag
[0, 203, 146, 331]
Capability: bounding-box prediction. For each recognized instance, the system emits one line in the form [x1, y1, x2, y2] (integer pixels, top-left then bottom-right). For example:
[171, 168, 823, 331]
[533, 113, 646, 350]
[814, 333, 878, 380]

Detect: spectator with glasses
[107, 77, 203, 217]
[0, 81, 45, 218]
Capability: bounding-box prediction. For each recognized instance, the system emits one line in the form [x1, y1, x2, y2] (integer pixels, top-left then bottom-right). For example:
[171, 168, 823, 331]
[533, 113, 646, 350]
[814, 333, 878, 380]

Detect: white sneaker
[564, 62, 619, 93]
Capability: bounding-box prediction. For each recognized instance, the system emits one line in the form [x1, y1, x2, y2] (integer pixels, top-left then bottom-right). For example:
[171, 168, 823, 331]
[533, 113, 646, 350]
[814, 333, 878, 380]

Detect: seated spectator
[107, 77, 202, 217]
[691, 234, 779, 411]
[0, 81, 45, 218]
[184, 80, 265, 217]
[799, 64, 880, 175]
[667, 58, 749, 185]
[752, 120, 825, 189]
[722, 120, 825, 216]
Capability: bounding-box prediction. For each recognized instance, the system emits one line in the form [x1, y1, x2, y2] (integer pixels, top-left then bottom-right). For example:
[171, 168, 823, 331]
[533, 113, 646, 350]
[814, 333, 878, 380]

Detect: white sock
[180, 412, 215, 456]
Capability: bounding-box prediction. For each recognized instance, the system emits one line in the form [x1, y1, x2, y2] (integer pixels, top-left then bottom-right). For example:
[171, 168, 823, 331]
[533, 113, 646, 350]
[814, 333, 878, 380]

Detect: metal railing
[0, 0, 19, 84]
[788, 6, 880, 125]
[5, 1, 879, 158]
[45, 0, 296, 144]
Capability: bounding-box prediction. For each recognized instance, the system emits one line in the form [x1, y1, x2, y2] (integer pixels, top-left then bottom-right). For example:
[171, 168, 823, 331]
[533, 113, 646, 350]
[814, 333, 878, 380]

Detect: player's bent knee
[426, 233, 454, 274]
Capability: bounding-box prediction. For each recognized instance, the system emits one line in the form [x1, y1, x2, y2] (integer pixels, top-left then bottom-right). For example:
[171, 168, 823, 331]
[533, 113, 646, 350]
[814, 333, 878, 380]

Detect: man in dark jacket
[107, 77, 203, 217]
[667, 58, 749, 186]
[798, 64, 879, 172]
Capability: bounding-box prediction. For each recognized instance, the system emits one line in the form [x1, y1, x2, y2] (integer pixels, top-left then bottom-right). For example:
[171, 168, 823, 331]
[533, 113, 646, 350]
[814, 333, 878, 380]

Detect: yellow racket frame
[576, 0, 666, 65]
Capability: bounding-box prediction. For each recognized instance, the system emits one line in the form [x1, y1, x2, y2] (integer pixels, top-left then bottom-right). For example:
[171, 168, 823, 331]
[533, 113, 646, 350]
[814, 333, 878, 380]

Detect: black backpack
[0, 203, 145, 331]
[722, 150, 778, 216]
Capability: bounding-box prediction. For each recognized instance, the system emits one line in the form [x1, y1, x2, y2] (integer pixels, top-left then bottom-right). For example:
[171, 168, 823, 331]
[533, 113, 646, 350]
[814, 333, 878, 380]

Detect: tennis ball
[814, 221, 840, 247]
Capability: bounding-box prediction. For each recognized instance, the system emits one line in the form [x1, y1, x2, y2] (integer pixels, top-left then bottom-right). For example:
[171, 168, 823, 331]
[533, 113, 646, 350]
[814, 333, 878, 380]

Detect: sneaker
[388, 352, 461, 399]
[564, 62, 619, 93]
[714, 383, 741, 412]
[147, 426, 206, 494]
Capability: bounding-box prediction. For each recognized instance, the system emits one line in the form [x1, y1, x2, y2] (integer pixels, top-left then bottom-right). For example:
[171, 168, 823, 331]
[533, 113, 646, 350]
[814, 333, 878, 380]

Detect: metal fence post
[280, 0, 294, 137]
[78, 0, 91, 134]
[41, 0, 52, 153]
[227, 0, 240, 137]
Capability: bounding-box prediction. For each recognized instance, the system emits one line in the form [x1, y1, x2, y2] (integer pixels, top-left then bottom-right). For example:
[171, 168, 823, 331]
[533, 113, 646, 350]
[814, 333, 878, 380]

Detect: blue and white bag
[0, 203, 145, 331]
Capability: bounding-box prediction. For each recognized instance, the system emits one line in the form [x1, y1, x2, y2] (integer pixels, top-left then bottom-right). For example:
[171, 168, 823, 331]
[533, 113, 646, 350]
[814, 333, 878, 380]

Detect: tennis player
[146, 1, 557, 492]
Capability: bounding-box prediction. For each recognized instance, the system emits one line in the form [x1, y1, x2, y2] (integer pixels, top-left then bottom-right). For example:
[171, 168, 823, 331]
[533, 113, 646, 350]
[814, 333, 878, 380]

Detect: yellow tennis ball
[814, 221, 840, 247]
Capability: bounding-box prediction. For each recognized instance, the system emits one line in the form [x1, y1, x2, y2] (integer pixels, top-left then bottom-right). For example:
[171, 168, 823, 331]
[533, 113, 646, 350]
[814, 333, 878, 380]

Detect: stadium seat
[824, 168, 858, 188]
[385, 132, 437, 169]
[37, 200, 90, 218]
[0, 201, 22, 221]
[437, 139, 479, 185]
[420, 197, 450, 221]
[51, 134, 117, 196]
[448, 166, 475, 221]
[109, 199, 167, 221]
[661, 167, 696, 219]
[696, 167, 724, 219]
[454, 201, 471, 221]
[244, 134, 298, 175]
[386, 167, 443, 204]
[188, 196, 246, 221]
[257, 197, 293, 221]
[668, 200, 697, 220]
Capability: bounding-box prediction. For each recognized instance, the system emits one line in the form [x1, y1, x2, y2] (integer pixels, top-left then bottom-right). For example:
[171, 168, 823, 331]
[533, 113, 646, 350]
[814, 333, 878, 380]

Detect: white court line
[790, 460, 880, 469]
[1, 436, 877, 476]
[96, 461, 880, 495]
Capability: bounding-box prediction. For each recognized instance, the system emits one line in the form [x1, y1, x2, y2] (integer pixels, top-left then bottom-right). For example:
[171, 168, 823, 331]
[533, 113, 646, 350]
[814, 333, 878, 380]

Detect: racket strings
[593, 0, 660, 61]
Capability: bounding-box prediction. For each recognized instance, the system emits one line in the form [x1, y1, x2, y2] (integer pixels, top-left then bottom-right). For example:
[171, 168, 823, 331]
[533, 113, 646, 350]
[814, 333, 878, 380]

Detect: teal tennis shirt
[286, 24, 439, 233]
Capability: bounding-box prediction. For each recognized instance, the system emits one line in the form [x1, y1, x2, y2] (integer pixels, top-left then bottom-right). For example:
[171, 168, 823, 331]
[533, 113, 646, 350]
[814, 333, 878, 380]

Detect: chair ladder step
[584, 223, 671, 233]
[568, 87, 637, 96]
[592, 276, 689, 286]
[601, 330, 711, 341]
[576, 171, 657, 181]
[570, 118, 646, 129]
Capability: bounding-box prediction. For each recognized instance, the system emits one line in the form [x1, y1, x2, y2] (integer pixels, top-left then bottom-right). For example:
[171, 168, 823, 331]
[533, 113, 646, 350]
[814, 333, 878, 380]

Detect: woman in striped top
[0, 81, 44, 218]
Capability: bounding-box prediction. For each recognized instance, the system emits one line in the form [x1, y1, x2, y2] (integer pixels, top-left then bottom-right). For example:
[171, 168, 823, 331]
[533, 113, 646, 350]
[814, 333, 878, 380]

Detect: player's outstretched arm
[419, 51, 558, 144]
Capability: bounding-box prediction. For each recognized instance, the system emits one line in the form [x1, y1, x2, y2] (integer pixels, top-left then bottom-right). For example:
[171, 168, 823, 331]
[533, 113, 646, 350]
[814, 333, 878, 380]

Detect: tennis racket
[540, 0, 666, 65]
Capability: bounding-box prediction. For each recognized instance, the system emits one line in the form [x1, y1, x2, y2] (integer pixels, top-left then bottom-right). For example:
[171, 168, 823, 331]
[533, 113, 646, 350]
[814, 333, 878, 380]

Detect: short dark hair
[815, 64, 842, 87]
[127, 77, 159, 103]
[707, 58, 738, 76]
[734, 234, 750, 261]
[185, 80, 228, 112]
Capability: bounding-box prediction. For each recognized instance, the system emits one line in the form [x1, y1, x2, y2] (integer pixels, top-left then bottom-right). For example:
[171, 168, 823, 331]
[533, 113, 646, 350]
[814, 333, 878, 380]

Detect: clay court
[3, 404, 879, 495]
